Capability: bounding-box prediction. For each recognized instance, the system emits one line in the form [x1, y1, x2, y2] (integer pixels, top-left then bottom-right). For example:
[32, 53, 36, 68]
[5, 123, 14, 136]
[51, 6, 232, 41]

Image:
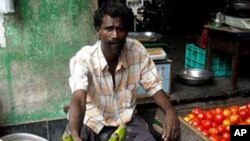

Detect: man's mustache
[106, 40, 125, 45]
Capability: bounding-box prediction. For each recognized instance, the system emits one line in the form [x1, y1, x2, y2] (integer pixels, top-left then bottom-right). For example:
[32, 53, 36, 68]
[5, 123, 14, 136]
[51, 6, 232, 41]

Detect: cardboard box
[146, 47, 167, 60]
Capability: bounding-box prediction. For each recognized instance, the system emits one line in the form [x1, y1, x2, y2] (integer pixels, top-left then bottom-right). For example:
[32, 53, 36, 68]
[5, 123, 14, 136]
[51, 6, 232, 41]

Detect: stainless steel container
[128, 32, 162, 42]
[1, 133, 48, 141]
[176, 68, 214, 86]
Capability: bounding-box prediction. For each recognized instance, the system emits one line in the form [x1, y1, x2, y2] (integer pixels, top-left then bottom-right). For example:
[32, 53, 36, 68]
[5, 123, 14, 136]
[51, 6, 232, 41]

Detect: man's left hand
[162, 106, 180, 141]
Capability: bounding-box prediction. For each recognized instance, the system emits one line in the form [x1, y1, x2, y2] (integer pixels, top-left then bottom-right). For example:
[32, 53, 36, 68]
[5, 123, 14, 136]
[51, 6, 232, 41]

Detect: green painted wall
[0, 0, 96, 126]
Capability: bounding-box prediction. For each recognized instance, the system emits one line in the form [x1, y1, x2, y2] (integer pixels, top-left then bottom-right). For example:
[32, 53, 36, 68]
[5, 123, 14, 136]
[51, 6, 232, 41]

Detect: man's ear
[96, 27, 100, 33]
[96, 27, 100, 32]
[96, 28, 101, 39]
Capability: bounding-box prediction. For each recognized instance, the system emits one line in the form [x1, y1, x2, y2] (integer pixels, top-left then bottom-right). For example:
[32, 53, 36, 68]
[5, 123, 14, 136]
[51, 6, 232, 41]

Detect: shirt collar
[96, 41, 128, 71]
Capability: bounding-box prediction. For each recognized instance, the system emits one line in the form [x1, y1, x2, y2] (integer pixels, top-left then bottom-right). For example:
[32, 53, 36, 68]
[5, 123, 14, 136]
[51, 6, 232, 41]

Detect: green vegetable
[62, 133, 73, 141]
[108, 124, 127, 141]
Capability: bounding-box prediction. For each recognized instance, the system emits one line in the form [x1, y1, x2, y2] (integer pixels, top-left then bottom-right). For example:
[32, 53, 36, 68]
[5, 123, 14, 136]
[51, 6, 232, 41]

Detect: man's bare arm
[69, 89, 87, 141]
[152, 90, 180, 141]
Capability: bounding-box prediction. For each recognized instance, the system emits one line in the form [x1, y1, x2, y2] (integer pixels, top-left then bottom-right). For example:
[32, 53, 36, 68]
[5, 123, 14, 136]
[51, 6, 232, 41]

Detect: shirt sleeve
[68, 55, 89, 94]
[139, 46, 163, 96]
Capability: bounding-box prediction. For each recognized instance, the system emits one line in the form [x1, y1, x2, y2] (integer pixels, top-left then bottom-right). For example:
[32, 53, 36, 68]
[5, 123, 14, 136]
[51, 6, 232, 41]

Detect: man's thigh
[126, 115, 156, 141]
[63, 115, 156, 141]
[63, 123, 117, 141]
[63, 123, 99, 141]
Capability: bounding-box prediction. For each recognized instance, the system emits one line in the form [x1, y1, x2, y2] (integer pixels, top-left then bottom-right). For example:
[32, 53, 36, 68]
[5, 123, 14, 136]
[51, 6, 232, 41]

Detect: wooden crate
[177, 101, 250, 141]
[178, 116, 210, 141]
[153, 99, 250, 141]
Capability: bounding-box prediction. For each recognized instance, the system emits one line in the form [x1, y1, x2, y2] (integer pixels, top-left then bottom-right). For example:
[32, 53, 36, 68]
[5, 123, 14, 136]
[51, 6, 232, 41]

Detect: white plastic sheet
[0, 0, 15, 13]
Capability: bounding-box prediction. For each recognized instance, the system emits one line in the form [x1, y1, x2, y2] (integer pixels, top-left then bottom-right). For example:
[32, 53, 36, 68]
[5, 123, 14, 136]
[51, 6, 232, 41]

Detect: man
[65, 2, 179, 141]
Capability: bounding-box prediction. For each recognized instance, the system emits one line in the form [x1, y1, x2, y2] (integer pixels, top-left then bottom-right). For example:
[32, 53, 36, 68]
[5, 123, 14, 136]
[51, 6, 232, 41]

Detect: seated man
[64, 2, 179, 141]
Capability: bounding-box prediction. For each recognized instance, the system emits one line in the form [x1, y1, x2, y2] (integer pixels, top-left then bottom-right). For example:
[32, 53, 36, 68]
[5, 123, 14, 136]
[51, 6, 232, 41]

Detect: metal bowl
[1, 133, 48, 141]
[128, 32, 162, 42]
[176, 68, 214, 86]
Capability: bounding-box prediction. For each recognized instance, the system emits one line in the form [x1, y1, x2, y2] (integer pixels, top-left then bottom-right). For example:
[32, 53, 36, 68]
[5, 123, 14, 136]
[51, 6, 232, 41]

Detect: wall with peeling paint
[0, 0, 97, 126]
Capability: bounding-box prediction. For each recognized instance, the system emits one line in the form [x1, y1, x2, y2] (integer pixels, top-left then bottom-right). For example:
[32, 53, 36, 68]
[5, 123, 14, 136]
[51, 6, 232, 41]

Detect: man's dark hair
[94, 2, 134, 31]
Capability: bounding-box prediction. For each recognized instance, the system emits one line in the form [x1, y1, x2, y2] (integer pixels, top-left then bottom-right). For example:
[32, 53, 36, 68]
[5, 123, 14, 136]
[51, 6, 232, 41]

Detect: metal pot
[1, 133, 48, 141]
[176, 68, 214, 86]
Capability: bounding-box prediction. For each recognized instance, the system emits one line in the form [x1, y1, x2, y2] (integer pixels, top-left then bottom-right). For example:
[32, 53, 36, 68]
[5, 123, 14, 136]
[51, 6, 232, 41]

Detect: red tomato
[225, 125, 230, 132]
[187, 113, 195, 120]
[192, 107, 203, 116]
[220, 138, 229, 141]
[201, 129, 209, 136]
[230, 105, 239, 114]
[214, 107, 224, 114]
[222, 132, 230, 141]
[205, 110, 214, 120]
[223, 119, 231, 126]
[239, 121, 248, 125]
[230, 114, 240, 124]
[202, 120, 213, 129]
[245, 117, 250, 124]
[209, 134, 220, 141]
[188, 119, 193, 124]
[191, 118, 200, 127]
[223, 108, 232, 118]
[196, 125, 203, 131]
[239, 109, 249, 119]
[246, 103, 250, 110]
[214, 114, 225, 124]
[197, 112, 205, 120]
[211, 121, 218, 128]
[217, 124, 226, 134]
[239, 105, 247, 110]
[208, 127, 219, 135]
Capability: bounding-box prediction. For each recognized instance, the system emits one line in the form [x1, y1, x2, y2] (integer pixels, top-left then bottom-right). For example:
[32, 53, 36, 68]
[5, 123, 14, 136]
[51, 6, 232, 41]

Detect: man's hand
[161, 105, 180, 141]
[71, 135, 83, 141]
[152, 90, 180, 141]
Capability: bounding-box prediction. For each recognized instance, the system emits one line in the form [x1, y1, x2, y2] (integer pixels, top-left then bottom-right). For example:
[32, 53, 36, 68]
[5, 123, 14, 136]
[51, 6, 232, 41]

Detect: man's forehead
[101, 15, 124, 26]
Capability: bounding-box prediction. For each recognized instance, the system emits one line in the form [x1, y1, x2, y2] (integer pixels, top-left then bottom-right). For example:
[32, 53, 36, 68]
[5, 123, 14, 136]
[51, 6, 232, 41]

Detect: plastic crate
[185, 44, 231, 77]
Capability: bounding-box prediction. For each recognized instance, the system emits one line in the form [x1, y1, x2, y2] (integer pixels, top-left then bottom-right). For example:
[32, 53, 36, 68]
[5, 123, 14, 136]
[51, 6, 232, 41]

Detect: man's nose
[111, 29, 118, 38]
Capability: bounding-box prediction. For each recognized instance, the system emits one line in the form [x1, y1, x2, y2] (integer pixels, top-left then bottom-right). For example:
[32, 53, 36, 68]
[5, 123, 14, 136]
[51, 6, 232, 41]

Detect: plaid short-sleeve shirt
[69, 38, 162, 133]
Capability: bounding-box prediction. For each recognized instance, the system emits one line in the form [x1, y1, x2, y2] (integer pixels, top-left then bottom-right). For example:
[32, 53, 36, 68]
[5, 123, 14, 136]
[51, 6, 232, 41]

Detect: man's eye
[105, 27, 113, 31]
[117, 27, 125, 32]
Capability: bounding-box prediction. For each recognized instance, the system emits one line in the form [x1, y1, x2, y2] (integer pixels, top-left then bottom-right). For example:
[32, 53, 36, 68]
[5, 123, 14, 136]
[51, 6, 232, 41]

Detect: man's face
[98, 15, 127, 57]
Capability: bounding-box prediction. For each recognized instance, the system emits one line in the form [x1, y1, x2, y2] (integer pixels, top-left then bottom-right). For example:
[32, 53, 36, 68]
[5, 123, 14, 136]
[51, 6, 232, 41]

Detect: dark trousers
[63, 115, 156, 141]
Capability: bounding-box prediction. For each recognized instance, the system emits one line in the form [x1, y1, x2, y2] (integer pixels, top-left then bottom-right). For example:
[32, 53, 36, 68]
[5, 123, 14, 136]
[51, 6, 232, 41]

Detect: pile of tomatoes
[183, 103, 250, 141]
